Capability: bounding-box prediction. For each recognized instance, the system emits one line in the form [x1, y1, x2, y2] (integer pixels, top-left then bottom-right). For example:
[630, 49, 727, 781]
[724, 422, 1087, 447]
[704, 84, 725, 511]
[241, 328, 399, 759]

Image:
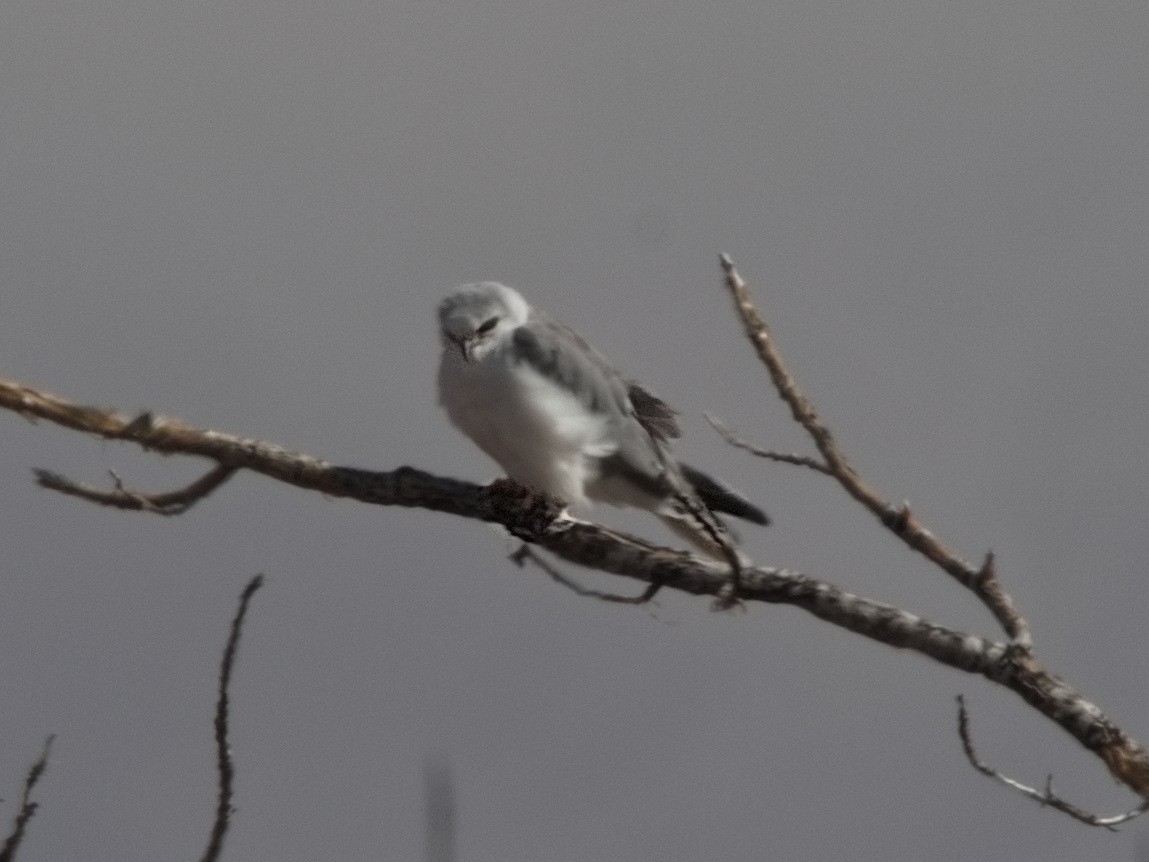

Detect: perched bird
[436, 282, 767, 558]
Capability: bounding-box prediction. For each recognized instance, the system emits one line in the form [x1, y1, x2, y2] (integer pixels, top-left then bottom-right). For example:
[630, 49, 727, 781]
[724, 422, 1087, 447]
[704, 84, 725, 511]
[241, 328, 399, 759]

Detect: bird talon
[711, 581, 746, 612]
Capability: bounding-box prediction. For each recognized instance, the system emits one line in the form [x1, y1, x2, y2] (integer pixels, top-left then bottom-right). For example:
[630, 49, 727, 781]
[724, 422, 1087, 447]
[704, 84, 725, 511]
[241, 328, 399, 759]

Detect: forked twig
[956, 696, 1149, 829]
[713, 254, 1149, 820]
[34, 464, 236, 515]
[717, 254, 1031, 648]
[704, 413, 832, 475]
[511, 544, 661, 604]
[0, 736, 55, 862]
[200, 574, 264, 862]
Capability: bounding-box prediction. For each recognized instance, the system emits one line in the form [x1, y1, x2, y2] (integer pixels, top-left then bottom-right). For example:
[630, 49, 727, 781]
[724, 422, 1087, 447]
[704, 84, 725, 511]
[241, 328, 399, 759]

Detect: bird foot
[486, 476, 535, 500]
[483, 478, 571, 537]
[710, 581, 747, 613]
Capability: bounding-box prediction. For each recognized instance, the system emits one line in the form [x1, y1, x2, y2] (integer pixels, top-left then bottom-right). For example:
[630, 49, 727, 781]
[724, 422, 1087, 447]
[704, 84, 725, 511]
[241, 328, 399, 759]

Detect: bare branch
[956, 696, 1149, 829]
[704, 413, 832, 475]
[511, 543, 662, 604]
[3, 367, 1148, 807]
[710, 256, 1147, 815]
[0, 735, 55, 862]
[34, 464, 236, 515]
[200, 574, 264, 862]
[717, 254, 1032, 648]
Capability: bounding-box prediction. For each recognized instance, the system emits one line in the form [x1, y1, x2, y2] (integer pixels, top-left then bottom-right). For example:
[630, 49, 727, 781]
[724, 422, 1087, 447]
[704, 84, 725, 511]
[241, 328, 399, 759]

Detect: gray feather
[510, 316, 631, 418]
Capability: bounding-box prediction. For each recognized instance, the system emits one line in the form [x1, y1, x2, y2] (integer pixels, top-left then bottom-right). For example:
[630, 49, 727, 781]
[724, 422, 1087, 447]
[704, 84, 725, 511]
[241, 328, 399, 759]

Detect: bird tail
[680, 464, 769, 526]
[656, 490, 755, 564]
[657, 511, 731, 561]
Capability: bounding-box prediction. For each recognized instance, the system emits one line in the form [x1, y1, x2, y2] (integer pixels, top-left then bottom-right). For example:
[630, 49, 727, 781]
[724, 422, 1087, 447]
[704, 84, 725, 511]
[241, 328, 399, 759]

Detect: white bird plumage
[436, 282, 767, 557]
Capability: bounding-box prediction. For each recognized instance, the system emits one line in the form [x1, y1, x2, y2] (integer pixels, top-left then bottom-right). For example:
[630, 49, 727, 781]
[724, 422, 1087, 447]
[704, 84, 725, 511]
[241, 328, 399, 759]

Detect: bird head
[438, 282, 531, 363]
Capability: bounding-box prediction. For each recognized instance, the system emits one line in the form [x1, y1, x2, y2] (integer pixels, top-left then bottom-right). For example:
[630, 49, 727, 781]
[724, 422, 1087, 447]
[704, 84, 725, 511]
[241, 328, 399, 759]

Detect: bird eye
[477, 316, 499, 335]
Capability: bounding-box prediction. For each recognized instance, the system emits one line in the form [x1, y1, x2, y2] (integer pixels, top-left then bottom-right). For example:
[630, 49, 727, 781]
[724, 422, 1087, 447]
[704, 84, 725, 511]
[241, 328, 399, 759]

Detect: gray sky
[2, 1, 1148, 859]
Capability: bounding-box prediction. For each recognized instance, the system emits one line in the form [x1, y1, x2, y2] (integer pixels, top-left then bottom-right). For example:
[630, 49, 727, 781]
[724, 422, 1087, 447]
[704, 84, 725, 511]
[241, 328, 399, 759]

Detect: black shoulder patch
[627, 382, 681, 440]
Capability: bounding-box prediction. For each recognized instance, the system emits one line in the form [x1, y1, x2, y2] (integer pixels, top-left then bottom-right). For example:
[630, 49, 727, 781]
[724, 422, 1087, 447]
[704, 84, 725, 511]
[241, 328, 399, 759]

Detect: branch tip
[34, 462, 236, 516]
[955, 695, 1147, 828]
[0, 734, 55, 862]
[704, 413, 832, 475]
[120, 410, 156, 438]
[977, 551, 997, 584]
[199, 573, 264, 862]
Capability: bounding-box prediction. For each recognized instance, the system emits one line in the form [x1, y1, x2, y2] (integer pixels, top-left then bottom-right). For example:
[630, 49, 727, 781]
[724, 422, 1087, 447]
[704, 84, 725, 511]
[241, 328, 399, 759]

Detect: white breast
[437, 339, 615, 507]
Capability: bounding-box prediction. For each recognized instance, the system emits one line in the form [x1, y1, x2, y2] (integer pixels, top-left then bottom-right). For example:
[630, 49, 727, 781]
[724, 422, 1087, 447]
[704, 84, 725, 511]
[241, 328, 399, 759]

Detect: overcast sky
[2, 1, 1149, 860]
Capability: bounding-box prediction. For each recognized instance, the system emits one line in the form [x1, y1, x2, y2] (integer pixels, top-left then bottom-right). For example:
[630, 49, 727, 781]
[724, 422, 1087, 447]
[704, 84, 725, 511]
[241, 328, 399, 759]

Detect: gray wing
[510, 311, 681, 439]
[510, 312, 676, 489]
[510, 312, 634, 419]
[510, 311, 768, 543]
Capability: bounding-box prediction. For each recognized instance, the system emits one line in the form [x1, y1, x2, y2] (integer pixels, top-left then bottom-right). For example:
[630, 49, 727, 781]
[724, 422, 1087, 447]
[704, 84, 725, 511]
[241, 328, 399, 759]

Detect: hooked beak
[456, 335, 477, 363]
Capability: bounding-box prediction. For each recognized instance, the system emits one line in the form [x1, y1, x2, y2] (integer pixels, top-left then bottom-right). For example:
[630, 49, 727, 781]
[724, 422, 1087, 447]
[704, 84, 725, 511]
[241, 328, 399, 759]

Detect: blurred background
[2, 1, 1148, 859]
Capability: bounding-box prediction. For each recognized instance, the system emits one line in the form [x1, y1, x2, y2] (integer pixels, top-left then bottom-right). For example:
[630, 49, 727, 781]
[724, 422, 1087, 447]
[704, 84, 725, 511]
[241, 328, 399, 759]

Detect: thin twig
[971, 552, 1030, 646]
[717, 254, 1032, 648]
[0, 735, 55, 862]
[511, 544, 661, 604]
[956, 696, 1148, 829]
[200, 574, 264, 862]
[34, 464, 236, 515]
[704, 413, 832, 475]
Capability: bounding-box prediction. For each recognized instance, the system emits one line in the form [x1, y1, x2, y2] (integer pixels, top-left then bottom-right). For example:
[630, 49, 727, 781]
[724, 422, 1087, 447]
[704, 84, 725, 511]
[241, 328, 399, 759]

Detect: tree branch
[956, 696, 1149, 829]
[0, 735, 54, 862]
[2, 374, 1147, 813]
[704, 413, 833, 475]
[714, 253, 1149, 821]
[3, 255, 1147, 825]
[511, 542, 663, 605]
[200, 574, 264, 862]
[34, 464, 236, 515]
[717, 253, 1031, 647]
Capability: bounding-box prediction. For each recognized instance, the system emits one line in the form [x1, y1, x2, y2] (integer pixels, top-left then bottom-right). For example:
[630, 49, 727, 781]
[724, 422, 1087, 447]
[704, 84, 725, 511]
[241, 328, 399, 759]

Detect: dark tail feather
[680, 464, 769, 526]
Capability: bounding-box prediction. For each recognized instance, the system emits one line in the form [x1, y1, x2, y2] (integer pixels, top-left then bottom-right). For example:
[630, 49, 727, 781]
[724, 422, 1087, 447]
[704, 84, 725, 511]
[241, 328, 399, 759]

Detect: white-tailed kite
[437, 282, 766, 558]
